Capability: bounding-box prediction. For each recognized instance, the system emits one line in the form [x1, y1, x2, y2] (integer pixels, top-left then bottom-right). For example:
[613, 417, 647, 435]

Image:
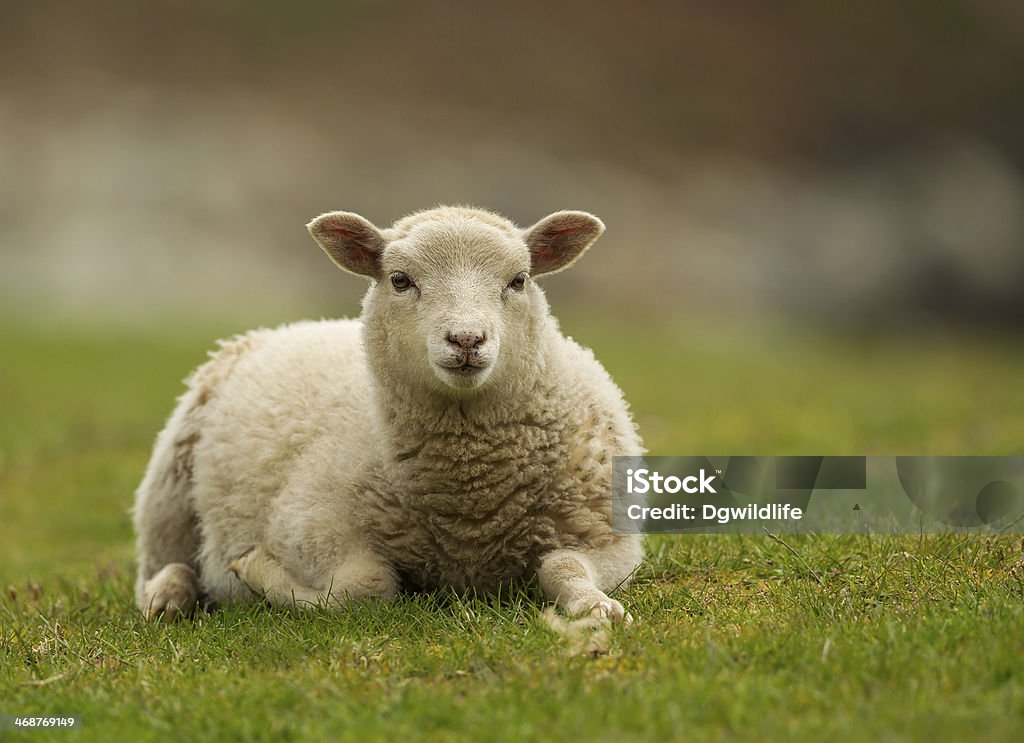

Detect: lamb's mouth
[437, 362, 488, 377]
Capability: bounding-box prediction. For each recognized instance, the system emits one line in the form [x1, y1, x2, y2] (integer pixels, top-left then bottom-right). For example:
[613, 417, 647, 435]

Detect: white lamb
[133, 205, 644, 622]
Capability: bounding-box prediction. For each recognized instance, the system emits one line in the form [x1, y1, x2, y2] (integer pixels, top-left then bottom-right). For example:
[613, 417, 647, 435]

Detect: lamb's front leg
[229, 544, 398, 609]
[536, 538, 641, 623]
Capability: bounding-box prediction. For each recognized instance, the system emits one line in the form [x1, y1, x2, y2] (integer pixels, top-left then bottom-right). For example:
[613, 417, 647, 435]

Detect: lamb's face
[373, 220, 534, 391]
[307, 206, 605, 396]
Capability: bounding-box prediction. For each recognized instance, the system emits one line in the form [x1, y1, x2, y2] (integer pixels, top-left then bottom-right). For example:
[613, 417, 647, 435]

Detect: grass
[1, 314, 1024, 741]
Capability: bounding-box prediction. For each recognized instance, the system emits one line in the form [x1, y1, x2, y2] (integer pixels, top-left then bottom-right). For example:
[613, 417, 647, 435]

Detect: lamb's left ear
[523, 211, 605, 276]
[307, 211, 387, 279]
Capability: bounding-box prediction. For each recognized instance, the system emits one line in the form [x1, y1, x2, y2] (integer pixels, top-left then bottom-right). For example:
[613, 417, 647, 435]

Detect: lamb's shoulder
[550, 333, 642, 452]
[538, 338, 643, 541]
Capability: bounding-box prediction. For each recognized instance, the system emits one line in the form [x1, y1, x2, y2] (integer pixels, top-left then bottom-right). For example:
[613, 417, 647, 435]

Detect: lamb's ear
[307, 211, 386, 279]
[523, 211, 605, 276]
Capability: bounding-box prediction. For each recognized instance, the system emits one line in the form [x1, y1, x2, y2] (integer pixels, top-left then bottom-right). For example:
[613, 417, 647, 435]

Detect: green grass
[2, 315, 1023, 741]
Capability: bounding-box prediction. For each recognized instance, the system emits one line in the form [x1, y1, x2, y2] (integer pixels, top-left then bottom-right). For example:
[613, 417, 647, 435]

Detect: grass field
[1, 314, 1023, 741]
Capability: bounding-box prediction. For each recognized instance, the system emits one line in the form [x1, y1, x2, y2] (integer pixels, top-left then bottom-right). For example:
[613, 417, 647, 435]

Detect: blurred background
[2, 0, 1023, 328]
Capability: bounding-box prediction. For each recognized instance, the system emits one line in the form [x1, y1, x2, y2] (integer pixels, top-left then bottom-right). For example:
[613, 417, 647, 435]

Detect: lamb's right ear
[306, 211, 386, 279]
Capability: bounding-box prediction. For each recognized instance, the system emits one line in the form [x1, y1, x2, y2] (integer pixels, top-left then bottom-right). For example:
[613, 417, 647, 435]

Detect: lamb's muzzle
[436, 328, 490, 377]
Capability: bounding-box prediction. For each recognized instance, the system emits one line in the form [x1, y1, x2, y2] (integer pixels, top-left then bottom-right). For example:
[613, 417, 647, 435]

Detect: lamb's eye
[508, 272, 527, 291]
[391, 272, 414, 292]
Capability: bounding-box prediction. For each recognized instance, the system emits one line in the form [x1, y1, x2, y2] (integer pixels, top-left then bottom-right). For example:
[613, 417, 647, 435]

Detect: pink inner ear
[532, 239, 578, 271]
[533, 245, 560, 262]
[338, 243, 380, 276]
[326, 226, 366, 242]
[543, 226, 583, 238]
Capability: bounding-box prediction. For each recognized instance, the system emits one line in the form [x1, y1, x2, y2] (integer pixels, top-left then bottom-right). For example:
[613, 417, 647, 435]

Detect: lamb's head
[307, 206, 604, 395]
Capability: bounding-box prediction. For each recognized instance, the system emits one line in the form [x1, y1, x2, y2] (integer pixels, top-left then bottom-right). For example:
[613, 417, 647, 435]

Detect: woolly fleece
[133, 206, 644, 622]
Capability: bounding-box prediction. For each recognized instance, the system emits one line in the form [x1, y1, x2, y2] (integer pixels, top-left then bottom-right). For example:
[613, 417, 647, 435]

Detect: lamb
[132, 205, 644, 623]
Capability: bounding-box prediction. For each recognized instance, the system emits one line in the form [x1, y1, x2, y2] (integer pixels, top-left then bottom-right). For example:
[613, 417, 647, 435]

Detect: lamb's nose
[446, 330, 486, 350]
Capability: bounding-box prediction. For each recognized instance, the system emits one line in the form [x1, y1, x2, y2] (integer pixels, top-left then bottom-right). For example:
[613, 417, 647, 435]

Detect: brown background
[2, 1, 1022, 328]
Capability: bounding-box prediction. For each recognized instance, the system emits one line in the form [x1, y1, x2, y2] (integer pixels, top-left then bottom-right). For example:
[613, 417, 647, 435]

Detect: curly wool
[133, 206, 644, 617]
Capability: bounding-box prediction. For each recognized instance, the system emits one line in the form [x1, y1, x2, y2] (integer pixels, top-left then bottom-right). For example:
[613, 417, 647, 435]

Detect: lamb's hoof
[141, 563, 199, 621]
[228, 547, 255, 580]
[568, 594, 632, 624]
[228, 547, 265, 596]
